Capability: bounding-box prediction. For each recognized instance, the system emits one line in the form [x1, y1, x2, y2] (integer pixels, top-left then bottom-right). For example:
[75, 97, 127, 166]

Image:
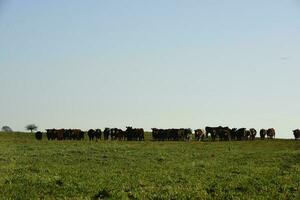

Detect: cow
[292, 129, 300, 140]
[45, 129, 52, 140]
[205, 126, 233, 141]
[152, 128, 167, 141]
[125, 127, 133, 141]
[235, 128, 246, 141]
[137, 128, 145, 141]
[109, 128, 123, 140]
[56, 129, 65, 140]
[249, 128, 257, 140]
[267, 128, 276, 139]
[116, 129, 125, 140]
[205, 127, 218, 141]
[216, 127, 224, 141]
[46, 129, 56, 140]
[230, 128, 237, 140]
[79, 130, 85, 140]
[184, 129, 192, 141]
[195, 129, 205, 141]
[111, 128, 124, 140]
[95, 129, 102, 140]
[218, 127, 231, 141]
[152, 128, 159, 141]
[103, 128, 110, 140]
[177, 129, 184, 141]
[110, 128, 116, 140]
[125, 127, 144, 141]
[88, 129, 95, 141]
[165, 129, 171, 141]
[64, 129, 72, 140]
[244, 130, 251, 140]
[45, 128, 83, 140]
[35, 131, 42, 140]
[260, 129, 267, 140]
[72, 129, 84, 140]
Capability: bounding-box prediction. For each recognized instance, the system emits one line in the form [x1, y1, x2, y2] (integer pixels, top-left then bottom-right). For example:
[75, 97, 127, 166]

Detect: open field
[0, 132, 299, 199]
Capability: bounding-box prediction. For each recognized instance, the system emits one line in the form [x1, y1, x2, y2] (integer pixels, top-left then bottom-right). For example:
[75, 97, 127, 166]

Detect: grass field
[0, 132, 299, 199]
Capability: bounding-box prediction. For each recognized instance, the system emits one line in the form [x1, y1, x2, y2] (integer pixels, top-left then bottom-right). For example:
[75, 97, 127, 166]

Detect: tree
[26, 124, 37, 133]
[1, 126, 13, 132]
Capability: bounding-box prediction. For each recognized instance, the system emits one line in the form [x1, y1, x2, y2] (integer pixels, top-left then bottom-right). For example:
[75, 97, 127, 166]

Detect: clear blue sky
[0, 1, 299, 138]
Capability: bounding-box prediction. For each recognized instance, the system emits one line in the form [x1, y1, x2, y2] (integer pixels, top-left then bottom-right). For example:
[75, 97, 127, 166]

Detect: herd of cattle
[152, 127, 274, 141]
[34, 126, 300, 141]
[35, 127, 144, 141]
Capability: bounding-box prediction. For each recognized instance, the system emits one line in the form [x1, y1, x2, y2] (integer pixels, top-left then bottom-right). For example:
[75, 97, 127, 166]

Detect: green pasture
[0, 132, 299, 199]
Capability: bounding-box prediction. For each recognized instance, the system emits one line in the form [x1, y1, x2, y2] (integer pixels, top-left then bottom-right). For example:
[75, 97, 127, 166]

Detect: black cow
[205, 126, 232, 141]
[235, 128, 246, 141]
[88, 129, 95, 141]
[260, 129, 267, 140]
[71, 129, 84, 140]
[95, 129, 102, 140]
[45, 128, 84, 140]
[103, 128, 110, 140]
[115, 129, 124, 140]
[205, 127, 218, 141]
[293, 129, 300, 140]
[152, 128, 159, 141]
[79, 130, 85, 140]
[64, 129, 72, 140]
[230, 128, 237, 140]
[35, 131, 42, 140]
[46, 129, 56, 140]
[109, 128, 123, 140]
[244, 130, 251, 140]
[125, 127, 144, 141]
[219, 127, 231, 141]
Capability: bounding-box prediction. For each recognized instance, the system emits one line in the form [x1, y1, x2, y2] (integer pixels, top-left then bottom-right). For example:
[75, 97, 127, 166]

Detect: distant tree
[26, 124, 37, 133]
[1, 126, 13, 132]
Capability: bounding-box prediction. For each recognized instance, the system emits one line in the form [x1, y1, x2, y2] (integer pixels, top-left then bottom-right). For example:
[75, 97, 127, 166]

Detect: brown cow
[56, 129, 65, 140]
[267, 128, 275, 139]
[249, 128, 257, 140]
[195, 129, 205, 141]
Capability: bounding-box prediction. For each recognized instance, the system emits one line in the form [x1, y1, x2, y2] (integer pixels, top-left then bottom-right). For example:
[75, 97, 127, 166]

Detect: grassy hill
[0, 132, 299, 199]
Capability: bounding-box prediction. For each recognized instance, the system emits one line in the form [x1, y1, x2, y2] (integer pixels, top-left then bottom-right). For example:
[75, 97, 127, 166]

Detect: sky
[0, 1, 300, 138]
